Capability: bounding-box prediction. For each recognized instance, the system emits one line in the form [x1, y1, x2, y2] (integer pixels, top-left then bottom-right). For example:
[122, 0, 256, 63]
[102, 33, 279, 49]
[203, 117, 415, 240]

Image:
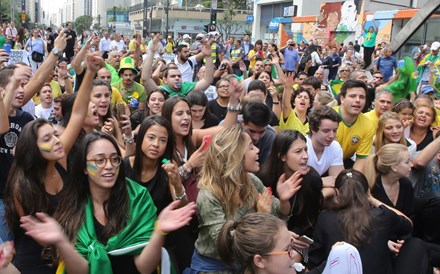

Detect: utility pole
[165, 0, 169, 37]
[143, 0, 147, 38]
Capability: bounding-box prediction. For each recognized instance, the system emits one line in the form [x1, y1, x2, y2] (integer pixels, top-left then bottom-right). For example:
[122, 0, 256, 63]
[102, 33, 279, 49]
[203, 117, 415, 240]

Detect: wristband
[174, 188, 187, 200]
[154, 221, 168, 236]
[227, 102, 242, 112]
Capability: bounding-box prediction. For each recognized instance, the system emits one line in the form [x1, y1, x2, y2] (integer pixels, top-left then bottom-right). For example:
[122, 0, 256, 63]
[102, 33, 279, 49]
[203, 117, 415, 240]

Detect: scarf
[57, 178, 158, 274]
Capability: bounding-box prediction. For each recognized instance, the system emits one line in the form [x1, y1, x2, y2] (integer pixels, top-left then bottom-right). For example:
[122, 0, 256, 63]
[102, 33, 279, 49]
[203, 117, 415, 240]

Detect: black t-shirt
[65, 29, 77, 52]
[74, 67, 86, 92]
[308, 206, 412, 274]
[0, 110, 34, 198]
[200, 113, 220, 129]
[208, 100, 227, 121]
[47, 34, 55, 52]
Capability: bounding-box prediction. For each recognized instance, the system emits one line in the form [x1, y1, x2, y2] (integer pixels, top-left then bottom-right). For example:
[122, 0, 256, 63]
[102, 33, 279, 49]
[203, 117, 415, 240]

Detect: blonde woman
[188, 125, 302, 273]
[365, 143, 414, 217]
[313, 90, 338, 109]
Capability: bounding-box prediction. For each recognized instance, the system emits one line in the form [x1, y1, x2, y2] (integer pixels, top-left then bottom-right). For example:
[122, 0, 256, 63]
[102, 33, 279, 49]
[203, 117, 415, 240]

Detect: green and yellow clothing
[160, 82, 196, 98]
[334, 106, 375, 160]
[112, 81, 146, 110]
[106, 63, 122, 84]
[364, 109, 380, 129]
[279, 110, 309, 135]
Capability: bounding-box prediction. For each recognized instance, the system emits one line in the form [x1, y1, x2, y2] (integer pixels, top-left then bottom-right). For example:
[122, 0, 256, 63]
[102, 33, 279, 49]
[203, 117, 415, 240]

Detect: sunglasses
[374, 76, 383, 79]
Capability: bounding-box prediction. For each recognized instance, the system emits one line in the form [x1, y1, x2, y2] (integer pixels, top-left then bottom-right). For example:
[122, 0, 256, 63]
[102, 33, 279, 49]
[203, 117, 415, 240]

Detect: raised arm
[71, 36, 94, 75]
[193, 39, 215, 92]
[271, 55, 285, 85]
[59, 53, 105, 160]
[141, 38, 160, 93]
[282, 76, 294, 119]
[23, 31, 67, 104]
[412, 136, 440, 168]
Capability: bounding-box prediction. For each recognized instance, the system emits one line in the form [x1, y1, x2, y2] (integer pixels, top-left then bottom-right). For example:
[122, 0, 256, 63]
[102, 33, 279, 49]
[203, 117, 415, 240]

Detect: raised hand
[86, 52, 105, 72]
[54, 30, 67, 52]
[156, 201, 196, 234]
[20, 212, 66, 246]
[162, 161, 180, 188]
[276, 172, 303, 202]
[257, 187, 273, 213]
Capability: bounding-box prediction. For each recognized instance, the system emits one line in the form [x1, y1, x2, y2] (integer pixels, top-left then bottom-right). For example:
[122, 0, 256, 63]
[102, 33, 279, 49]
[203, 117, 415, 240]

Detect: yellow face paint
[39, 144, 53, 153]
[86, 163, 98, 176]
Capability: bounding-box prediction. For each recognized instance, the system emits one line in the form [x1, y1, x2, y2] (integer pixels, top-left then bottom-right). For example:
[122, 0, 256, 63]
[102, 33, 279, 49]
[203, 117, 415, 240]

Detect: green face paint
[39, 144, 53, 153]
[86, 163, 98, 176]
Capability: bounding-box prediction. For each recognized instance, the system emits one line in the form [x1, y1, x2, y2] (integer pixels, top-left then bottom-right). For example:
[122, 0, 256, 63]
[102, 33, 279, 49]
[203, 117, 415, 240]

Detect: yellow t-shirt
[33, 80, 63, 105]
[279, 110, 309, 136]
[334, 106, 375, 159]
[431, 108, 440, 127]
[248, 49, 266, 69]
[111, 87, 126, 109]
[364, 109, 380, 129]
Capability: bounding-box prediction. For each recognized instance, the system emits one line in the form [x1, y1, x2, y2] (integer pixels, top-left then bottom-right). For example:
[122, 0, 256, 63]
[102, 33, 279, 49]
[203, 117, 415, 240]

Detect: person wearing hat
[179, 34, 191, 47]
[112, 57, 146, 110]
[143, 37, 215, 98]
[165, 35, 175, 53]
[418, 41, 440, 90]
[189, 33, 204, 55]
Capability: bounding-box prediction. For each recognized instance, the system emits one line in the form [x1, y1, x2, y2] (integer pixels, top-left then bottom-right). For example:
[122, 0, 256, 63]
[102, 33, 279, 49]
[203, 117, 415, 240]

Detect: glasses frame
[86, 155, 122, 168]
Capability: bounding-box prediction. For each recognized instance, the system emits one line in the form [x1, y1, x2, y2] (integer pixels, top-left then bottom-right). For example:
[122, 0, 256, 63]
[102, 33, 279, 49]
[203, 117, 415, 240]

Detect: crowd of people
[0, 19, 440, 274]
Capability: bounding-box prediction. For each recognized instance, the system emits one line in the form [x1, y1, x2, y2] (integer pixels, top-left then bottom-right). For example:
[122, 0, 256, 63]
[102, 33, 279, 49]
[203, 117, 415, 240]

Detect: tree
[74, 15, 94, 34]
[217, 1, 246, 40]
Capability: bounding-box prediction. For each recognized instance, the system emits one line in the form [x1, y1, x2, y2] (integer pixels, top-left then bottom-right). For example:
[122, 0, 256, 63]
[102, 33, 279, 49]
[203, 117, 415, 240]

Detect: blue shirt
[26, 37, 44, 54]
[376, 56, 397, 82]
[282, 47, 300, 71]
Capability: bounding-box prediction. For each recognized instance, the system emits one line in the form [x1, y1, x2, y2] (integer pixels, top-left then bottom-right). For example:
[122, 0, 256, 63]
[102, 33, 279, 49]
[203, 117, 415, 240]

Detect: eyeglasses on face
[219, 85, 229, 89]
[86, 155, 122, 168]
[340, 69, 349, 72]
[266, 245, 298, 259]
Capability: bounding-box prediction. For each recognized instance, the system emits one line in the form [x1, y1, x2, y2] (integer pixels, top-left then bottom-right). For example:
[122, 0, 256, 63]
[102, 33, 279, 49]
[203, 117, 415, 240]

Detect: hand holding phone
[200, 135, 212, 152]
[298, 235, 314, 245]
[116, 103, 125, 121]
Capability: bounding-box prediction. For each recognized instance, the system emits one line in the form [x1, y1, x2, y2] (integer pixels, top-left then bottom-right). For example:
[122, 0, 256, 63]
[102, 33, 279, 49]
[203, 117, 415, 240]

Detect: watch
[50, 48, 62, 57]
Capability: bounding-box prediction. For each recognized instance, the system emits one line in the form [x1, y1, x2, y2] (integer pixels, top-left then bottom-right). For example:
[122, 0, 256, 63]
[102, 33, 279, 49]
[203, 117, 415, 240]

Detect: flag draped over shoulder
[57, 178, 170, 274]
[329, 79, 345, 97]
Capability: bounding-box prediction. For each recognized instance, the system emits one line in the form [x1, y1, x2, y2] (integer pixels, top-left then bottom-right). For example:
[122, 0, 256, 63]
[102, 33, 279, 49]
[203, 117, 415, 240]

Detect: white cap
[431, 41, 440, 51]
[196, 33, 205, 39]
[183, 34, 191, 40]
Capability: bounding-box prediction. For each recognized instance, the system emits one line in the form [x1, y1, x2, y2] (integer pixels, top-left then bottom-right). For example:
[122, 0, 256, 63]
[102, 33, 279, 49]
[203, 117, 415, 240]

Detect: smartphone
[3, 44, 11, 54]
[219, 63, 226, 70]
[116, 103, 125, 120]
[298, 235, 314, 245]
[201, 135, 212, 152]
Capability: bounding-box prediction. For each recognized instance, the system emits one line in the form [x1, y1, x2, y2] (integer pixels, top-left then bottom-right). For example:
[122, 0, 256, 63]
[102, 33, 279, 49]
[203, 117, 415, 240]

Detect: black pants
[363, 46, 375, 68]
[394, 237, 433, 274]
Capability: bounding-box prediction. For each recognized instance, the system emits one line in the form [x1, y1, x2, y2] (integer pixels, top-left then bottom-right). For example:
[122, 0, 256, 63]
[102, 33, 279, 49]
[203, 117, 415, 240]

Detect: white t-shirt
[109, 40, 126, 53]
[35, 103, 54, 120]
[175, 55, 197, 82]
[306, 135, 344, 176]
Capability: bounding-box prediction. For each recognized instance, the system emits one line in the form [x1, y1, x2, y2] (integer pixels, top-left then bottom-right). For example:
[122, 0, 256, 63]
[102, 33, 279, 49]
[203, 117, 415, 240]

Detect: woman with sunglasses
[20, 132, 196, 274]
[218, 213, 362, 274]
[5, 54, 102, 274]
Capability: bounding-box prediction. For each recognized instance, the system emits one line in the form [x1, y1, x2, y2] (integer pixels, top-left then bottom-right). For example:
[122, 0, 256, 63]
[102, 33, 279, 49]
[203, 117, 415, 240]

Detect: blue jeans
[0, 199, 13, 243]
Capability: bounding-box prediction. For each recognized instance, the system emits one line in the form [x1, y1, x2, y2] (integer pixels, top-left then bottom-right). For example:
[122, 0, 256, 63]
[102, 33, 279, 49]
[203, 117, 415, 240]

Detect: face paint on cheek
[39, 144, 53, 153]
[86, 163, 98, 176]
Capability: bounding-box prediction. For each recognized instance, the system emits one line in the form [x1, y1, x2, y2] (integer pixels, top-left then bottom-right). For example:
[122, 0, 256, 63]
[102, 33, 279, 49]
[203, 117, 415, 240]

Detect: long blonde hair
[198, 125, 258, 216]
[365, 143, 408, 189]
[375, 111, 406, 152]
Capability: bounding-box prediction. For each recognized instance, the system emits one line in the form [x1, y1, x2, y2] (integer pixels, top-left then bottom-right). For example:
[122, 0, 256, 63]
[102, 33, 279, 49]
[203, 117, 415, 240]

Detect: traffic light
[210, 10, 217, 31]
[204, 24, 209, 33]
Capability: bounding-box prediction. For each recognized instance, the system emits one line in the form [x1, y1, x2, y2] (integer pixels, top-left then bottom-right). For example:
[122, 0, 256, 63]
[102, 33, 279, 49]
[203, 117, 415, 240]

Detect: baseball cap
[196, 33, 205, 40]
[183, 34, 191, 40]
[431, 41, 440, 51]
[421, 85, 435, 94]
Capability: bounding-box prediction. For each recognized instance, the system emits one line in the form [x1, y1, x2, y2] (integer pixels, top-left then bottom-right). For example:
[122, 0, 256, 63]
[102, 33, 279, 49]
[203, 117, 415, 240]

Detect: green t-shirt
[160, 82, 197, 97]
[112, 80, 146, 110]
[106, 63, 122, 84]
[363, 31, 377, 48]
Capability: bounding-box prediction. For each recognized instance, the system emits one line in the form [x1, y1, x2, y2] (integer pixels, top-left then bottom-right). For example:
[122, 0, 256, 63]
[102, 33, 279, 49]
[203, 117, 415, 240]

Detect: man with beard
[174, 44, 212, 82]
[143, 37, 214, 98]
[111, 57, 146, 111]
[35, 84, 54, 119]
[335, 79, 374, 171]
[106, 51, 122, 84]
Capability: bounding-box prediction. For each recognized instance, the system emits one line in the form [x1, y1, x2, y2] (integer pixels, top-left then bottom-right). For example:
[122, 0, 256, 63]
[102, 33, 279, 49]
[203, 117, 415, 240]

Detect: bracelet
[174, 188, 187, 200]
[154, 220, 168, 236]
[123, 133, 135, 144]
[183, 163, 192, 174]
[227, 102, 242, 112]
[178, 166, 189, 180]
[272, 101, 280, 104]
